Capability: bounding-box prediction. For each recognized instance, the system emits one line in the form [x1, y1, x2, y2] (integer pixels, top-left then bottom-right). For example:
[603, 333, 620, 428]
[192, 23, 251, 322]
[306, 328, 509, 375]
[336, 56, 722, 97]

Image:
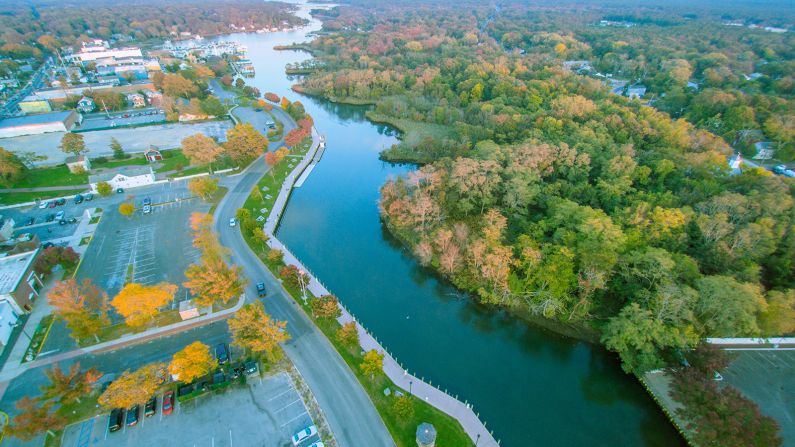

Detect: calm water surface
[213, 4, 685, 445]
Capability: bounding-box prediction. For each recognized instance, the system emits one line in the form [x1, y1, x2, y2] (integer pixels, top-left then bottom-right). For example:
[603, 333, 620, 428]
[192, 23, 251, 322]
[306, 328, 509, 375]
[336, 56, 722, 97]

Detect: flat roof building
[0, 110, 82, 139]
[0, 248, 43, 314]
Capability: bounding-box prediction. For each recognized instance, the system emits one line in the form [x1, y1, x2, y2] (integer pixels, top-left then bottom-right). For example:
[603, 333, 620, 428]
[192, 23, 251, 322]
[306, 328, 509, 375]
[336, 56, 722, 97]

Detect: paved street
[60, 372, 318, 447]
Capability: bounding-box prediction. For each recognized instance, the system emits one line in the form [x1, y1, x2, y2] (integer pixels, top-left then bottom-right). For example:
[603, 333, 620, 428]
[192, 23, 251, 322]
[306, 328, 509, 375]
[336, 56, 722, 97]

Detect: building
[65, 155, 91, 173]
[144, 147, 163, 162]
[144, 90, 163, 107]
[0, 248, 43, 314]
[753, 142, 774, 160]
[127, 93, 146, 108]
[0, 300, 20, 353]
[0, 111, 82, 139]
[0, 216, 14, 241]
[626, 85, 647, 99]
[77, 96, 95, 114]
[89, 166, 155, 192]
[18, 98, 52, 114]
[66, 40, 143, 65]
[96, 75, 121, 86]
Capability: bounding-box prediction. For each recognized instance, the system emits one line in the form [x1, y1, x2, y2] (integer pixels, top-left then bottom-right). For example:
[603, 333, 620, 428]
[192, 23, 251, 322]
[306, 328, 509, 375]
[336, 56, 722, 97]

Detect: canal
[214, 3, 685, 446]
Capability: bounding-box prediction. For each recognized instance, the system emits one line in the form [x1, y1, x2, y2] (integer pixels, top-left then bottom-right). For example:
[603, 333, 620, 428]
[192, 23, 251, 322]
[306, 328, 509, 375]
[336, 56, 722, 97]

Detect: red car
[162, 391, 174, 415]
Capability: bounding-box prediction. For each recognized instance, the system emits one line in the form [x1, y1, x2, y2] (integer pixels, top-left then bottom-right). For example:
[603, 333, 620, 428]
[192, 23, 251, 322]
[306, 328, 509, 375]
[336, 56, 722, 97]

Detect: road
[214, 157, 394, 445]
[0, 59, 50, 117]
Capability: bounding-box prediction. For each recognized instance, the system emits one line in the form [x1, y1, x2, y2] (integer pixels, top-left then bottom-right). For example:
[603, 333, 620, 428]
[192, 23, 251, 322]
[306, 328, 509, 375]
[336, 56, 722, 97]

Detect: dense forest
[297, 0, 795, 371]
[0, 0, 304, 56]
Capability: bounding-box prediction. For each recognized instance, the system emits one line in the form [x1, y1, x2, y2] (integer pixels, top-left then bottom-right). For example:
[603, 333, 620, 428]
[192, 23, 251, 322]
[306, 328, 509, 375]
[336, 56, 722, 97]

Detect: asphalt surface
[215, 156, 394, 447]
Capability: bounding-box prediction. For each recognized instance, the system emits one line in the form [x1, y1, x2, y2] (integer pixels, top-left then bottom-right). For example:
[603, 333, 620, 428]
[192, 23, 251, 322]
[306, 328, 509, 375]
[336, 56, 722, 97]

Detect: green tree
[0, 147, 27, 187]
[360, 349, 384, 380]
[110, 137, 125, 159]
[59, 133, 86, 157]
[694, 276, 766, 337]
[96, 181, 112, 196]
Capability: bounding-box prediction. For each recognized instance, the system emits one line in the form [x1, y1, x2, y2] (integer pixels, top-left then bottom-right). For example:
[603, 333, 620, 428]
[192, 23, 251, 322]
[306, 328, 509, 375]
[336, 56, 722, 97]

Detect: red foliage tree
[33, 246, 80, 276]
[264, 92, 280, 103]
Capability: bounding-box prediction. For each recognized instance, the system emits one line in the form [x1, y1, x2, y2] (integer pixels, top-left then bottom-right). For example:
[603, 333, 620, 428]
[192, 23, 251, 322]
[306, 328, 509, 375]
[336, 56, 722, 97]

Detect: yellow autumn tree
[111, 283, 177, 327]
[168, 341, 216, 383]
[184, 254, 246, 307]
[98, 363, 167, 409]
[228, 301, 289, 361]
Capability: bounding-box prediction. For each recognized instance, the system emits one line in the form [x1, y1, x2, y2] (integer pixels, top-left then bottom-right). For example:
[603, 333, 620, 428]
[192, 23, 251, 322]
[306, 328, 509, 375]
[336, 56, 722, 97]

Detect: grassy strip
[91, 156, 148, 170]
[9, 165, 87, 189]
[77, 310, 182, 348]
[21, 314, 55, 364]
[0, 189, 85, 206]
[364, 112, 453, 140]
[238, 141, 472, 447]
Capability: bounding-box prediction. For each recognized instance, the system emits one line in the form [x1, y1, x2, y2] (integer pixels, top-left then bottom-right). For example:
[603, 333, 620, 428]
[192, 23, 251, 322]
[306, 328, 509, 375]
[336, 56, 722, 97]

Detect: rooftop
[0, 249, 39, 295]
[88, 166, 153, 183]
[0, 111, 75, 129]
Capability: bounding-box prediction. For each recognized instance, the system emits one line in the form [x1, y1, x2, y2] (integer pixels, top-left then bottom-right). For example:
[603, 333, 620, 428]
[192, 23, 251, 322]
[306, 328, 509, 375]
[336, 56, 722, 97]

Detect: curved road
[213, 113, 394, 447]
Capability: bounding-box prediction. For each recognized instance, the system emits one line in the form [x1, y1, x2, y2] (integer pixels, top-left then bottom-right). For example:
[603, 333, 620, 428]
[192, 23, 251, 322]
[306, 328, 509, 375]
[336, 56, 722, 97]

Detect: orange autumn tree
[8, 397, 65, 441]
[47, 278, 110, 342]
[168, 341, 216, 383]
[111, 283, 177, 327]
[98, 363, 167, 409]
[228, 301, 289, 360]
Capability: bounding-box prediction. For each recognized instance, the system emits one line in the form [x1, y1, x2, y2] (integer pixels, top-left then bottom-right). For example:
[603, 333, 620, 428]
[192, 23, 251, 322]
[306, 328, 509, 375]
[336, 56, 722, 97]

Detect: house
[563, 60, 592, 72]
[0, 248, 43, 314]
[0, 216, 14, 241]
[0, 111, 82, 139]
[77, 96, 95, 113]
[744, 73, 763, 81]
[144, 90, 163, 107]
[0, 300, 20, 353]
[89, 166, 155, 192]
[127, 93, 146, 108]
[144, 147, 163, 162]
[626, 85, 647, 99]
[65, 155, 91, 173]
[18, 98, 52, 114]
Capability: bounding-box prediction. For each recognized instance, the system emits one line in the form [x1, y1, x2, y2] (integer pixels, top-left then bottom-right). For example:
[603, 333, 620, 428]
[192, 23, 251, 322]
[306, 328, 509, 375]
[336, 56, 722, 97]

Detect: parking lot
[61, 372, 320, 447]
[79, 108, 166, 131]
[721, 349, 795, 443]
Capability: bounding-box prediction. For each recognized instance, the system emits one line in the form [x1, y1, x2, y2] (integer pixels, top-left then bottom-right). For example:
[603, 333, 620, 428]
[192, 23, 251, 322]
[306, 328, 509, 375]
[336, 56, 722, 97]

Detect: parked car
[143, 198, 151, 206]
[55, 211, 65, 220]
[212, 370, 226, 384]
[254, 108, 262, 112]
[126, 405, 139, 426]
[116, 188, 124, 194]
[266, 120, 276, 129]
[84, 193, 94, 201]
[47, 201, 56, 208]
[24, 217, 35, 226]
[256, 282, 266, 297]
[215, 343, 229, 364]
[143, 205, 152, 214]
[108, 409, 124, 432]
[55, 198, 66, 206]
[144, 396, 157, 417]
[45, 214, 55, 222]
[229, 218, 236, 227]
[59, 218, 77, 225]
[38, 201, 48, 209]
[244, 361, 258, 375]
[74, 194, 83, 204]
[292, 425, 318, 446]
[162, 391, 174, 415]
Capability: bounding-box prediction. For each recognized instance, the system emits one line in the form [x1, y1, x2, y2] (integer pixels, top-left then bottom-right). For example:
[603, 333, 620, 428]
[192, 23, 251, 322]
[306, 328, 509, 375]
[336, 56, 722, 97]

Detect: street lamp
[409, 380, 413, 396]
[475, 434, 481, 446]
[297, 269, 308, 304]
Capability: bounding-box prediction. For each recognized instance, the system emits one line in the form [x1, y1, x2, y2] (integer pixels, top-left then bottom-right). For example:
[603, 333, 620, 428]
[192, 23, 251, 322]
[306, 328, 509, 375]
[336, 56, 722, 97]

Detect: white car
[292, 425, 317, 446]
[38, 201, 48, 209]
[229, 218, 237, 227]
[55, 211, 65, 220]
[143, 205, 151, 214]
[307, 443, 324, 447]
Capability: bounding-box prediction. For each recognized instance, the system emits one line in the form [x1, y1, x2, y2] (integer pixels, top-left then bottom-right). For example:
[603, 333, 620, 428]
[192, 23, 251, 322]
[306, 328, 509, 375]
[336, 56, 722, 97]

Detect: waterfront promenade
[262, 126, 501, 447]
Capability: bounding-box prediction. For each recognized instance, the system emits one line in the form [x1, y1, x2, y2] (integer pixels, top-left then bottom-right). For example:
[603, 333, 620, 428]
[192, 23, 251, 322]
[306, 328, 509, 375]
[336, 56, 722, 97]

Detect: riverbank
[291, 85, 378, 106]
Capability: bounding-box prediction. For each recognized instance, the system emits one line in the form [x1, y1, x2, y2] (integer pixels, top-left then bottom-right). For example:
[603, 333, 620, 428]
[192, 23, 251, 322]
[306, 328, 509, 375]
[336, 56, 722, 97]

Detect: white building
[89, 166, 155, 192]
[66, 40, 143, 65]
[0, 301, 20, 353]
[0, 111, 82, 139]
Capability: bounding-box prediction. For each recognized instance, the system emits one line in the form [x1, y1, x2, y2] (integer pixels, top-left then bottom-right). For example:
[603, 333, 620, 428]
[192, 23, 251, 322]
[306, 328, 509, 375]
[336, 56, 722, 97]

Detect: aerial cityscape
[0, 0, 792, 446]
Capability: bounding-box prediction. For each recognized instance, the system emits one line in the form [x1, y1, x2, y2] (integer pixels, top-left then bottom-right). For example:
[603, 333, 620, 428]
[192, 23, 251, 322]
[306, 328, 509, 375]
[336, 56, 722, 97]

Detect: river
[211, 3, 684, 446]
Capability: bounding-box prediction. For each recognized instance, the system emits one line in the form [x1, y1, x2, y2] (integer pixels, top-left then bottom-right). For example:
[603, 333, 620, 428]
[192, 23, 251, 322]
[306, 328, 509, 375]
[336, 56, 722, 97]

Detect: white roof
[0, 249, 39, 295]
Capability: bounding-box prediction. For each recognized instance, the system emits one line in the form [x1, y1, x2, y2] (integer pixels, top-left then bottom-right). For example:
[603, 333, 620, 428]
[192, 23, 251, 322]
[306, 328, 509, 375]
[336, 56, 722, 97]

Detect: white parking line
[267, 387, 296, 402]
[279, 411, 308, 428]
[229, 429, 233, 447]
[275, 399, 302, 413]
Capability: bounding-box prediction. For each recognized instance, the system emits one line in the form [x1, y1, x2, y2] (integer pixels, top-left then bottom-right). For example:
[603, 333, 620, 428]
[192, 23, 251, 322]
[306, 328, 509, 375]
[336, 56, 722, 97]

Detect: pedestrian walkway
[0, 185, 88, 193]
[261, 128, 500, 446]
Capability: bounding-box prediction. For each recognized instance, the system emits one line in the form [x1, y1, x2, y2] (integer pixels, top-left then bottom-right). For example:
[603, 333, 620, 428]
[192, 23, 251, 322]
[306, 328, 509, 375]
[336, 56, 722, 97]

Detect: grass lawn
[0, 189, 85, 205]
[238, 136, 472, 446]
[365, 112, 453, 141]
[91, 156, 148, 170]
[21, 314, 55, 364]
[155, 149, 190, 173]
[10, 165, 88, 188]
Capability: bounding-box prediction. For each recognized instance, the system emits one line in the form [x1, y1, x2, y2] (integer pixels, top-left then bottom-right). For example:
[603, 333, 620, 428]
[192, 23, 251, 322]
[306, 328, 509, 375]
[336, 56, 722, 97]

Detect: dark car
[47, 201, 57, 208]
[144, 396, 157, 417]
[244, 361, 258, 375]
[162, 391, 174, 415]
[143, 198, 151, 206]
[126, 405, 139, 426]
[42, 242, 54, 249]
[84, 193, 94, 201]
[116, 188, 124, 194]
[215, 343, 229, 365]
[55, 198, 66, 206]
[256, 282, 266, 297]
[212, 370, 226, 384]
[74, 194, 83, 204]
[24, 217, 34, 226]
[45, 214, 55, 222]
[108, 408, 124, 432]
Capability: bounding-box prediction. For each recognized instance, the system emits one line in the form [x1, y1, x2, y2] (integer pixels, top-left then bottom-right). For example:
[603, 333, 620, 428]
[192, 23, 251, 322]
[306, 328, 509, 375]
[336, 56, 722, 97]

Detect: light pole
[297, 269, 308, 304]
[475, 434, 481, 446]
[409, 380, 413, 396]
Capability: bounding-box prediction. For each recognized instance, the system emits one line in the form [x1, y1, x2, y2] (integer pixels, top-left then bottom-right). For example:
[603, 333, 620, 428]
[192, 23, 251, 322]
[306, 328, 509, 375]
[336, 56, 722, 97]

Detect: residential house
[65, 155, 91, 173]
[144, 147, 163, 162]
[144, 90, 163, 107]
[89, 166, 155, 192]
[127, 93, 146, 108]
[0, 111, 82, 138]
[0, 248, 43, 314]
[77, 96, 96, 114]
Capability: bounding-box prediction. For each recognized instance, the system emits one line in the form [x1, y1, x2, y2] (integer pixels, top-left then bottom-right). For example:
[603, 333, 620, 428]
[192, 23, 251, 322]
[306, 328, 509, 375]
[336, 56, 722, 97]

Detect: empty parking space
[722, 349, 795, 442]
[61, 372, 320, 447]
